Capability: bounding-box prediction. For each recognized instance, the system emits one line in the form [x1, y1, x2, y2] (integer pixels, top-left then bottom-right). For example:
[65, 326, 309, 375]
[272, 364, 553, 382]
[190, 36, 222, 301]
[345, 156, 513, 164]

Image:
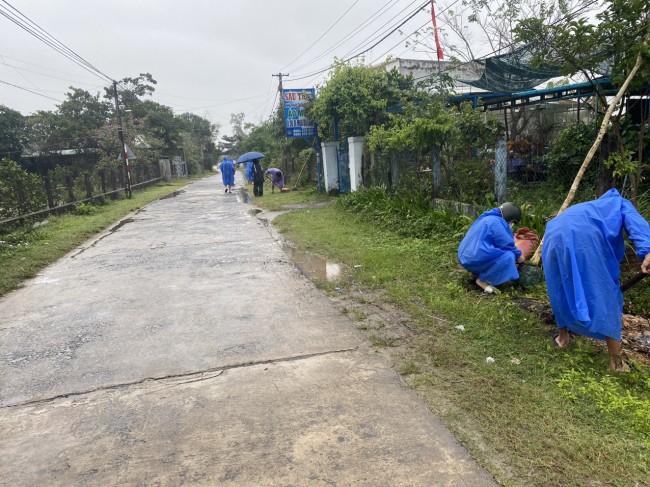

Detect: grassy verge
[246, 181, 332, 211]
[255, 189, 650, 487]
[0, 176, 203, 297]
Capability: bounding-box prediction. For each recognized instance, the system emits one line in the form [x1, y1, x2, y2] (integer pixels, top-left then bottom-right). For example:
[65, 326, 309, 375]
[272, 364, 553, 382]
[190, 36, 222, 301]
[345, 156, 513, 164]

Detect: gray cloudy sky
[1, 0, 448, 137]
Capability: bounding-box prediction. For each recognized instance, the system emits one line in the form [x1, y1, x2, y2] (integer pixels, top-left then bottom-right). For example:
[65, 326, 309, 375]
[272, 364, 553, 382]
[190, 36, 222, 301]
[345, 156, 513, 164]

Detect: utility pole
[112, 80, 132, 198]
[273, 73, 289, 174]
[272, 73, 289, 112]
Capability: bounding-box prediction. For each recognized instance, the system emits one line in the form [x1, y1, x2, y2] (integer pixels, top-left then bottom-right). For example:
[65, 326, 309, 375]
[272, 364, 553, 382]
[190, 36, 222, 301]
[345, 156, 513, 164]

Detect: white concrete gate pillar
[321, 141, 339, 192]
[348, 136, 365, 191]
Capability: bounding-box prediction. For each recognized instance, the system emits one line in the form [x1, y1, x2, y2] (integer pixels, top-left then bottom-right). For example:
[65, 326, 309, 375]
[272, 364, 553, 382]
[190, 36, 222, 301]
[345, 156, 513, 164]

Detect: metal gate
[337, 144, 351, 193]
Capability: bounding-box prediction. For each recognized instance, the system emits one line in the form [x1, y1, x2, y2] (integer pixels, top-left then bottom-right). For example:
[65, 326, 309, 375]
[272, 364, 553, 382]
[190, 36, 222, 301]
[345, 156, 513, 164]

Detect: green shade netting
[457, 46, 562, 93]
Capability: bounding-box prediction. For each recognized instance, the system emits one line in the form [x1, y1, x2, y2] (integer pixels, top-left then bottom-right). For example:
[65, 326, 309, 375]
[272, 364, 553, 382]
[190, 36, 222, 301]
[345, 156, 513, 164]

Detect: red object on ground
[514, 227, 539, 260]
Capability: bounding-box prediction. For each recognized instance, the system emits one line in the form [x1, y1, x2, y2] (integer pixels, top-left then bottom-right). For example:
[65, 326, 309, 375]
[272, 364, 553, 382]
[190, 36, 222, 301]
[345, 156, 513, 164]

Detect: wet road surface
[0, 175, 498, 486]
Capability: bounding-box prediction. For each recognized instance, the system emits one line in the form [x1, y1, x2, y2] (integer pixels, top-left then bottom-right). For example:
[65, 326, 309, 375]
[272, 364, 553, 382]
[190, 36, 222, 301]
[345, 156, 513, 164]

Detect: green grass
[248, 182, 331, 211]
[0, 177, 202, 297]
[266, 197, 650, 487]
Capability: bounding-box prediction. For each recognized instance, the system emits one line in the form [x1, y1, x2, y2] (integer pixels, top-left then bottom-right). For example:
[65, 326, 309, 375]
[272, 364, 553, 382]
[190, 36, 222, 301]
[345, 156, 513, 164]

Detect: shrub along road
[0, 175, 497, 486]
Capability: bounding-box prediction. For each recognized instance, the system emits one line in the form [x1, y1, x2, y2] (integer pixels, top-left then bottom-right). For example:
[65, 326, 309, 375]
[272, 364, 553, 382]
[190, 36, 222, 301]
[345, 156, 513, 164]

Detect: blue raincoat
[220, 158, 235, 186]
[245, 161, 254, 183]
[542, 189, 650, 341]
[458, 208, 522, 286]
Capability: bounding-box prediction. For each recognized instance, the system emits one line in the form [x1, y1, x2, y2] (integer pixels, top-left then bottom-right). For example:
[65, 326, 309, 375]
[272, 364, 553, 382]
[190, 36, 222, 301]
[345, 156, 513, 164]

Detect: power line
[279, 0, 361, 72]
[0, 59, 109, 89]
[0, 0, 115, 83]
[411, 0, 603, 83]
[287, 0, 431, 82]
[0, 78, 62, 102]
[337, 0, 430, 61]
[288, 0, 424, 78]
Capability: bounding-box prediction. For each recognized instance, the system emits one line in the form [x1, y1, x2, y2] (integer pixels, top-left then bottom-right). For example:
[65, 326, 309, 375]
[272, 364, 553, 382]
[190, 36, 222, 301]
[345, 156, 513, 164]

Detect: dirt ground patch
[518, 297, 650, 366]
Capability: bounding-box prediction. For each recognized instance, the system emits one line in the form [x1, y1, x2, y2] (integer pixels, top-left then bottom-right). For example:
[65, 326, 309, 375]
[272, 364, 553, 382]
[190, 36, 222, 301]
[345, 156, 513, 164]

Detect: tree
[310, 63, 418, 141]
[436, 0, 593, 64]
[177, 112, 219, 172]
[218, 113, 247, 156]
[515, 0, 650, 262]
[421, 1, 597, 143]
[367, 98, 503, 201]
[0, 105, 25, 159]
[57, 88, 111, 149]
[104, 73, 157, 108]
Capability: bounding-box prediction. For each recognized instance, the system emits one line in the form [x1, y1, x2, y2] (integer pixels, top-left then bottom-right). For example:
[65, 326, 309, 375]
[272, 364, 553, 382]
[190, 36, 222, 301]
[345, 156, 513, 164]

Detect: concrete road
[0, 175, 498, 486]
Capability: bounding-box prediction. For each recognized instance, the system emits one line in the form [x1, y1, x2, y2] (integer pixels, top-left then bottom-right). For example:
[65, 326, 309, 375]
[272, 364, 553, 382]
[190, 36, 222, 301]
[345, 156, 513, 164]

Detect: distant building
[382, 58, 486, 94]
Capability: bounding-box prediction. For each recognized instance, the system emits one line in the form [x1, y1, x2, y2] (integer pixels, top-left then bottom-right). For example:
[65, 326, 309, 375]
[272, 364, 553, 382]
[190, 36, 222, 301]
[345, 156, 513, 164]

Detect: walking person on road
[458, 202, 524, 293]
[219, 157, 235, 193]
[542, 189, 650, 372]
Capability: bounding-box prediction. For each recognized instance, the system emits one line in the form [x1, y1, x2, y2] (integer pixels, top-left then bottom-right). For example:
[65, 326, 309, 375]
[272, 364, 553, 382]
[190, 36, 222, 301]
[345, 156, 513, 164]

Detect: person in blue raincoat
[458, 202, 524, 293]
[542, 189, 650, 372]
[245, 161, 254, 184]
[219, 157, 235, 193]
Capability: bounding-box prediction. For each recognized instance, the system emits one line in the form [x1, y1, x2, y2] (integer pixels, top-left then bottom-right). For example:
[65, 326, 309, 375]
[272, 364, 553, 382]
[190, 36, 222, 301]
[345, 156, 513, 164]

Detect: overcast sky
[0, 0, 454, 138]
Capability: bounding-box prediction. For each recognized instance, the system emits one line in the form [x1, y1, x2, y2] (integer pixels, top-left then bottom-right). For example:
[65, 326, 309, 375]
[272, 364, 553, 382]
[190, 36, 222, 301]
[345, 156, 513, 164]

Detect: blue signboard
[283, 88, 316, 138]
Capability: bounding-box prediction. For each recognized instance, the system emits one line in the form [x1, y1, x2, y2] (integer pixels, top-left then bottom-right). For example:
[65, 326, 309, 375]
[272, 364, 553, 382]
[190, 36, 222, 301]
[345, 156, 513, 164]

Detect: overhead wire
[286, 0, 431, 82]
[258, 76, 280, 121]
[282, 0, 403, 76]
[0, 0, 115, 83]
[0, 78, 62, 102]
[0, 59, 110, 89]
[279, 0, 361, 72]
[336, 0, 429, 61]
[294, 0, 422, 77]
[404, 0, 603, 88]
[0, 2, 231, 144]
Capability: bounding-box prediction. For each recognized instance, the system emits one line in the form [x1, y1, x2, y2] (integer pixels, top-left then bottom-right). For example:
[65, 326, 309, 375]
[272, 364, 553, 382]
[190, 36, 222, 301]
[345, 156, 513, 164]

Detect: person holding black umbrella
[252, 159, 265, 196]
[237, 152, 266, 197]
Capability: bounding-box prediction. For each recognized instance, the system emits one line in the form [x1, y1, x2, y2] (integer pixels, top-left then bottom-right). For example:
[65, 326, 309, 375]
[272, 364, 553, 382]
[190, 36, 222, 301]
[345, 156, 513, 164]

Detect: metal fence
[360, 134, 649, 221]
[0, 163, 162, 226]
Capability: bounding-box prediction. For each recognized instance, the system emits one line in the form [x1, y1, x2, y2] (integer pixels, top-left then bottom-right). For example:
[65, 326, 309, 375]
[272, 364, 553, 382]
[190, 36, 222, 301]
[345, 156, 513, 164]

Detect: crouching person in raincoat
[458, 202, 525, 293]
[542, 189, 650, 372]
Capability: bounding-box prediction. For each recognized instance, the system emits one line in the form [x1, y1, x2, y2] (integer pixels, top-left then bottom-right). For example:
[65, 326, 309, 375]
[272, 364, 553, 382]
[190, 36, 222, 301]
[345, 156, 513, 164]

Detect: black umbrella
[236, 151, 265, 164]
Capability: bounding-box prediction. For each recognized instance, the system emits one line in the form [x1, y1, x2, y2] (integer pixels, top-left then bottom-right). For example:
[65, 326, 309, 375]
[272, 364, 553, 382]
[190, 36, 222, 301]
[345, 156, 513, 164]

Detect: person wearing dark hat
[458, 202, 525, 293]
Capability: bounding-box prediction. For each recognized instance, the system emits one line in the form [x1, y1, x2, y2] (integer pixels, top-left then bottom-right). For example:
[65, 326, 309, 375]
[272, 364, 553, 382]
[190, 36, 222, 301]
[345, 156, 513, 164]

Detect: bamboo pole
[530, 43, 647, 265]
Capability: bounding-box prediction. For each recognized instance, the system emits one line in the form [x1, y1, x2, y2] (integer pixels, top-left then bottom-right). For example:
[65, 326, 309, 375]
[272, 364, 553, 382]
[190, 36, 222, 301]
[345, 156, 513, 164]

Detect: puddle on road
[237, 187, 252, 204]
[284, 246, 347, 283]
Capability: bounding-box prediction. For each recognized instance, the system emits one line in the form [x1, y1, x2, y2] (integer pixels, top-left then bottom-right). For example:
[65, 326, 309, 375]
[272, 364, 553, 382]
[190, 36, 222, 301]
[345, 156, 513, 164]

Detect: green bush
[0, 158, 47, 219]
[543, 121, 599, 189]
[337, 186, 472, 240]
[74, 202, 98, 215]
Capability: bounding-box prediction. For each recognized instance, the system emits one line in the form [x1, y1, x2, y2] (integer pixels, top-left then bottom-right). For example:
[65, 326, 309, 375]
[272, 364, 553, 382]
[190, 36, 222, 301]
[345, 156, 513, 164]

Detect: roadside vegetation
[254, 187, 650, 487]
[1, 0, 648, 484]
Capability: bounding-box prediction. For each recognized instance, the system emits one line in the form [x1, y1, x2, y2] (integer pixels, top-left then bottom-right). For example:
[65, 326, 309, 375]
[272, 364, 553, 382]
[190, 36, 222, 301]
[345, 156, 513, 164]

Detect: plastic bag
[518, 263, 545, 287]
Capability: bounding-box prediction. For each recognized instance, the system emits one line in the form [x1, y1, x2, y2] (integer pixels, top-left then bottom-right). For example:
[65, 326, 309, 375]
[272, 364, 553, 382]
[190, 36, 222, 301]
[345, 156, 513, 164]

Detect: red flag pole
[430, 0, 444, 61]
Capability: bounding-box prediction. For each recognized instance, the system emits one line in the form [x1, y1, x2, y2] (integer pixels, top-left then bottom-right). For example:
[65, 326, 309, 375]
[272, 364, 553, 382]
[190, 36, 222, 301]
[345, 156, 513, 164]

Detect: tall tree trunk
[530, 46, 647, 265]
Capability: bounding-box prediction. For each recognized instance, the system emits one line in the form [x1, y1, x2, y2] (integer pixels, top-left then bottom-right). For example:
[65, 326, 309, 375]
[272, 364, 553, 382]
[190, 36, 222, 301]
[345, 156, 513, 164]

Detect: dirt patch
[518, 298, 650, 365]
